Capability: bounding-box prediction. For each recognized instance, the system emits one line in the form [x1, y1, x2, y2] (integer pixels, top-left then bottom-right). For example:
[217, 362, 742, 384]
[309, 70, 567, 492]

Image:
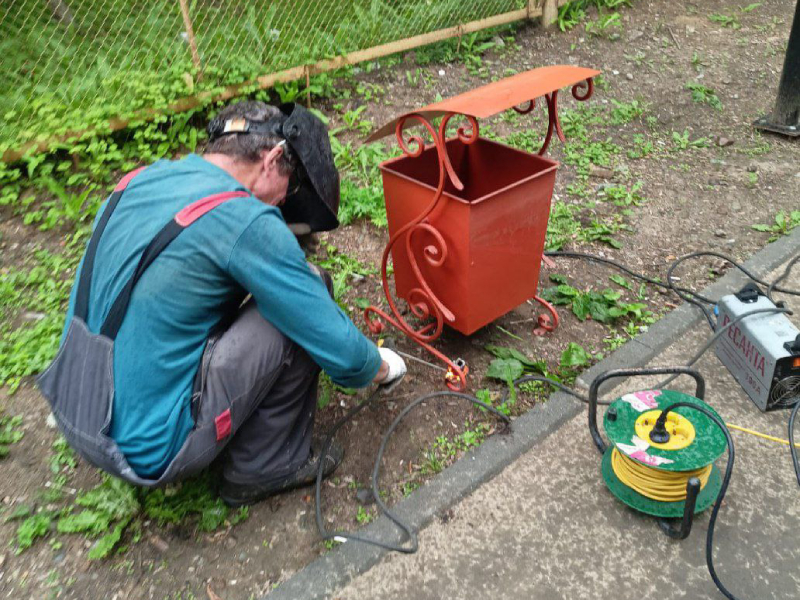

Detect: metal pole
[754, 0, 800, 136]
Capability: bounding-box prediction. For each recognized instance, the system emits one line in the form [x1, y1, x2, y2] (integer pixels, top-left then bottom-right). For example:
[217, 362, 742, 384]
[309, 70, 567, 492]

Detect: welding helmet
[207, 103, 340, 232]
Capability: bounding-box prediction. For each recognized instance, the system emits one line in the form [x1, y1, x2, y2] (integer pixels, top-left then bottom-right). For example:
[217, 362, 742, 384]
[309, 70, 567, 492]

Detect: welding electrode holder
[588, 367, 707, 540]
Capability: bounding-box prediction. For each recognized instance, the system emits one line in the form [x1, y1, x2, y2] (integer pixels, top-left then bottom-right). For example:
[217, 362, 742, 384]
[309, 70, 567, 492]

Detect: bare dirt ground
[0, 0, 798, 598]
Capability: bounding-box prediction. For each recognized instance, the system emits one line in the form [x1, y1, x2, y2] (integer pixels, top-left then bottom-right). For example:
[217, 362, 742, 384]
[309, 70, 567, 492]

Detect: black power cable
[545, 249, 800, 332]
[655, 307, 793, 389]
[656, 402, 739, 600]
[790, 399, 800, 489]
[311, 248, 799, 598]
[544, 250, 715, 304]
[667, 251, 800, 302]
[545, 250, 717, 328]
[312, 379, 750, 599]
[314, 376, 588, 551]
[315, 389, 511, 552]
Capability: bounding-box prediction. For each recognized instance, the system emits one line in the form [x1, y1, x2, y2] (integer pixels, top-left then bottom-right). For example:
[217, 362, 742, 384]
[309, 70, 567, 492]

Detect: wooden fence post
[542, 0, 558, 29]
[178, 0, 203, 75]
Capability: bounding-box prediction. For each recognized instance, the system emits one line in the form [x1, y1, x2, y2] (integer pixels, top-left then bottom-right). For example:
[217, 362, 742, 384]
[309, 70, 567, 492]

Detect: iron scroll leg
[587, 367, 706, 455]
[364, 112, 477, 393]
[532, 295, 559, 336]
[657, 477, 701, 540]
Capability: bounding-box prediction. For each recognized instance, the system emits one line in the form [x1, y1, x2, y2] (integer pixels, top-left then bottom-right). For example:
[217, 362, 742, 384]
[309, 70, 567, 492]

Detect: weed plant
[0, 413, 24, 458]
[751, 211, 800, 242]
[557, 0, 631, 32]
[12, 472, 250, 558]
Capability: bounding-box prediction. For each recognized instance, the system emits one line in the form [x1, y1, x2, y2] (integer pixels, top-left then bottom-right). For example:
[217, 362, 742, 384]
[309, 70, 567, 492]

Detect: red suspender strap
[99, 189, 250, 340]
[114, 166, 147, 192]
[175, 191, 250, 226]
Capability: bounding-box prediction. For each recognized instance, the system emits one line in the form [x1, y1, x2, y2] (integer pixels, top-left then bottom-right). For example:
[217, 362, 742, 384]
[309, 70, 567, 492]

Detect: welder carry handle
[587, 367, 706, 454]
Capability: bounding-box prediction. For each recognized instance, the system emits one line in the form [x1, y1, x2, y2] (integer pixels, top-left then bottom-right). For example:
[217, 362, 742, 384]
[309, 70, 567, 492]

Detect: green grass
[557, 0, 631, 31]
[608, 100, 646, 125]
[670, 129, 710, 151]
[312, 242, 377, 305]
[752, 211, 800, 242]
[626, 133, 655, 159]
[0, 249, 78, 392]
[15, 471, 250, 557]
[0, 413, 24, 459]
[0, 0, 526, 151]
[419, 422, 492, 474]
[562, 138, 622, 176]
[482, 342, 594, 406]
[709, 13, 741, 29]
[685, 83, 723, 111]
[355, 506, 373, 525]
[545, 202, 629, 251]
[708, 4, 761, 30]
[597, 182, 646, 206]
[538, 282, 651, 324]
[585, 12, 623, 39]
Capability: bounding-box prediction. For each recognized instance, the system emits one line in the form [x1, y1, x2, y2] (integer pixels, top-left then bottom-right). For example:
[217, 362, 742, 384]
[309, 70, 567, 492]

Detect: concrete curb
[266, 228, 800, 600]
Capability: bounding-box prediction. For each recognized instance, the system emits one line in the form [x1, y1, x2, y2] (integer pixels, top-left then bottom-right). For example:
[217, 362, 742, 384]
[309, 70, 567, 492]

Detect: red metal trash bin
[381, 136, 558, 335]
[363, 65, 601, 390]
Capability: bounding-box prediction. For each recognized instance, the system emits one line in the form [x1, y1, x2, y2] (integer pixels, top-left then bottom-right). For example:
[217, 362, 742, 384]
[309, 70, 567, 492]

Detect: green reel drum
[601, 389, 726, 517]
[588, 368, 727, 539]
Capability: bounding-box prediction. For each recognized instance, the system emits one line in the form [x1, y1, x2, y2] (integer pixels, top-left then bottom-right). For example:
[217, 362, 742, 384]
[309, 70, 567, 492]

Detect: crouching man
[37, 100, 406, 506]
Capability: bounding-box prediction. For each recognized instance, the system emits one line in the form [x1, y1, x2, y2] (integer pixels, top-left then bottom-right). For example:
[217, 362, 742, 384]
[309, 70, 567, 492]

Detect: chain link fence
[1, 0, 544, 157]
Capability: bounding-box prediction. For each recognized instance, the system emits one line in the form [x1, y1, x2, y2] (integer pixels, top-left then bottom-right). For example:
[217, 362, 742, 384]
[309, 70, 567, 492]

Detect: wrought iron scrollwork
[364, 112, 473, 390]
[510, 76, 595, 156]
[572, 77, 594, 101]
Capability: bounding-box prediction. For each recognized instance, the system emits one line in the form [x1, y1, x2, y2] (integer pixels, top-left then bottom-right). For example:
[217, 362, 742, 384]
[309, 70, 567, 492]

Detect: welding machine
[715, 284, 800, 411]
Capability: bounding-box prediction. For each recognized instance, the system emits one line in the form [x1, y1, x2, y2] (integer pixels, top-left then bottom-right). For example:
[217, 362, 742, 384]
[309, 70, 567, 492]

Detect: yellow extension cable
[726, 423, 800, 448]
[611, 448, 713, 502]
[611, 421, 799, 502]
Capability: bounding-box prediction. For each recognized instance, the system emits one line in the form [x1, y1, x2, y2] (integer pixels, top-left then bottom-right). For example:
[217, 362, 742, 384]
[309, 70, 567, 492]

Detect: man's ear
[262, 144, 285, 173]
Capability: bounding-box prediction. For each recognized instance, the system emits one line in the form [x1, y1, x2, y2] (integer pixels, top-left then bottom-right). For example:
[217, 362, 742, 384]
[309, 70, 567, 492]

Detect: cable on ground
[312, 248, 800, 599]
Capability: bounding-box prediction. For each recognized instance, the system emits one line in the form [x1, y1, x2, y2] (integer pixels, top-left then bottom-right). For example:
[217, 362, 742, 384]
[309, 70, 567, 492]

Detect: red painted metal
[364, 66, 600, 390]
[367, 65, 600, 142]
[532, 295, 559, 336]
[381, 136, 558, 336]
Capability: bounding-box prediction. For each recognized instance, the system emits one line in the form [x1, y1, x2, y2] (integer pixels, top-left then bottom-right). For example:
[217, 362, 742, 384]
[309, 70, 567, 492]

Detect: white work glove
[377, 347, 407, 390]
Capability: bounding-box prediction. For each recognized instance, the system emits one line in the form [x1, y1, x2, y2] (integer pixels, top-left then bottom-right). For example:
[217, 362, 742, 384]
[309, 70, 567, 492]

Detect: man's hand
[374, 348, 407, 390]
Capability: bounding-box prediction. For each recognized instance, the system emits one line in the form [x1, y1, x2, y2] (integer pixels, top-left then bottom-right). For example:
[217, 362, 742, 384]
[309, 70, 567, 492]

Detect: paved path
[334, 263, 800, 600]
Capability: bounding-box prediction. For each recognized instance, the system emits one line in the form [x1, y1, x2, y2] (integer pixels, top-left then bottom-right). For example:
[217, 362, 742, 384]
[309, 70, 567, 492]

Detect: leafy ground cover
[0, 0, 526, 150]
[1, 0, 799, 597]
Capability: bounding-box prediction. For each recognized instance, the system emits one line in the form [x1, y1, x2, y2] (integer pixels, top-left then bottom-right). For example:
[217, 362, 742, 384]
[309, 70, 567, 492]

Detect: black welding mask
[207, 103, 340, 232]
